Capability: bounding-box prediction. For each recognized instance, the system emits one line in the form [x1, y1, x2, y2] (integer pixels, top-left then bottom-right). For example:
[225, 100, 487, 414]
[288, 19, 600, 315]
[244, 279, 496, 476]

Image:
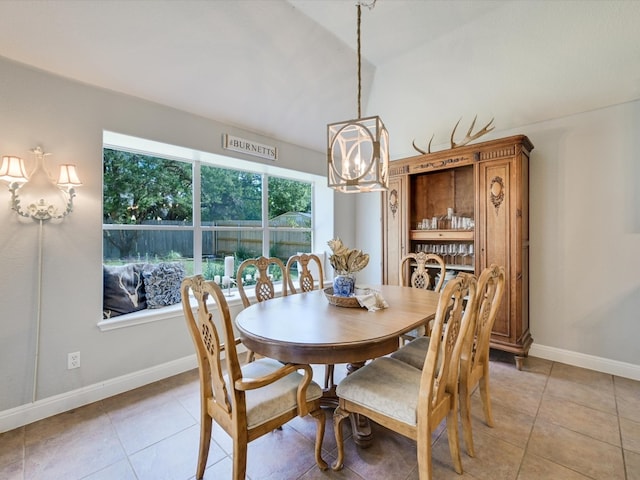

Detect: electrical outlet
[67, 351, 80, 369]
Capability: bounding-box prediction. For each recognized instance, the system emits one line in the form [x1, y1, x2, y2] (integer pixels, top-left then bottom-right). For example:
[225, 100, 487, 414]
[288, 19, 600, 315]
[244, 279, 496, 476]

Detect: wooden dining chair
[236, 256, 288, 308]
[332, 274, 477, 479]
[236, 256, 288, 362]
[391, 271, 475, 371]
[390, 266, 506, 458]
[399, 252, 446, 292]
[459, 264, 505, 457]
[181, 275, 327, 480]
[400, 252, 446, 342]
[285, 253, 324, 294]
[285, 253, 335, 390]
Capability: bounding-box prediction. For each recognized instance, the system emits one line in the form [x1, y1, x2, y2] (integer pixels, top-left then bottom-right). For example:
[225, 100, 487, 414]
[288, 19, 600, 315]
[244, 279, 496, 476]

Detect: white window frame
[99, 131, 333, 331]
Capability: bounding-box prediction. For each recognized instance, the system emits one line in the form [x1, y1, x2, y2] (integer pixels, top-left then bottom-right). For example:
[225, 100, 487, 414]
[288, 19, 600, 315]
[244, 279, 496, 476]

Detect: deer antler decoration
[450, 115, 494, 149]
[412, 116, 495, 154]
[411, 134, 434, 155]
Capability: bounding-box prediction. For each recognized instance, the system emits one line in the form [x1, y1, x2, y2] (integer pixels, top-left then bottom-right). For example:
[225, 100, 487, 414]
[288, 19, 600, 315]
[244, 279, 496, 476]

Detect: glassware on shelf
[457, 243, 468, 265]
[449, 214, 474, 230]
[417, 211, 475, 231]
[438, 244, 448, 263]
[448, 244, 458, 265]
[414, 242, 475, 269]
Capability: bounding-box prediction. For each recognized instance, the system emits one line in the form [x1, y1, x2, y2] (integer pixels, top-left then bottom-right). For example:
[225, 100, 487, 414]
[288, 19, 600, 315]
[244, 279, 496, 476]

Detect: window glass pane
[269, 230, 311, 265]
[268, 177, 312, 227]
[103, 149, 193, 225]
[103, 229, 194, 274]
[201, 165, 262, 225]
[202, 230, 262, 263]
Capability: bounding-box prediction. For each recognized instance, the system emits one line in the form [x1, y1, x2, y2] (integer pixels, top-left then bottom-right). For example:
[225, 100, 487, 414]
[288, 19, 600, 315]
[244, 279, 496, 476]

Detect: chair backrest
[181, 275, 243, 427]
[286, 253, 324, 294]
[461, 264, 505, 374]
[417, 272, 477, 416]
[236, 256, 288, 308]
[399, 252, 446, 291]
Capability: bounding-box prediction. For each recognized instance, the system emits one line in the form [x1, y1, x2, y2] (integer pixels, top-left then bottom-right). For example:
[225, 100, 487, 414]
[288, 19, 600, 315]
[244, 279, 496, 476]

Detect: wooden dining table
[234, 284, 441, 445]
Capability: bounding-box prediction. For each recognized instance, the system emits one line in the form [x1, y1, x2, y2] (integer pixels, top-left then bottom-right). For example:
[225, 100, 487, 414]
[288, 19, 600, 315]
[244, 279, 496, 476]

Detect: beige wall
[0, 57, 340, 418]
[356, 100, 640, 375]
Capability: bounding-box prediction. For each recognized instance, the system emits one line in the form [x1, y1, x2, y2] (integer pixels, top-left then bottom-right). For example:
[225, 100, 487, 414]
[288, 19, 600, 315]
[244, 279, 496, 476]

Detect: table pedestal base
[320, 361, 373, 447]
[350, 414, 373, 447]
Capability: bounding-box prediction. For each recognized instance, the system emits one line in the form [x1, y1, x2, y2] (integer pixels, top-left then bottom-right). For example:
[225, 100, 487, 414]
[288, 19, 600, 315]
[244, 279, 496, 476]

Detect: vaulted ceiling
[0, 0, 639, 159]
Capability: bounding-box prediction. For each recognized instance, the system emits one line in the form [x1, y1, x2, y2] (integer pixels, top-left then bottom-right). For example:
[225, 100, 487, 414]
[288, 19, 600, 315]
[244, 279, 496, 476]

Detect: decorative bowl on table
[323, 287, 362, 308]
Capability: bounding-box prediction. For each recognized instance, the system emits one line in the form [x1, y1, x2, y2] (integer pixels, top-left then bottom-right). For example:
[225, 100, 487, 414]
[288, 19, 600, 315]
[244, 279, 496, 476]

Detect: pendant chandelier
[327, 0, 389, 193]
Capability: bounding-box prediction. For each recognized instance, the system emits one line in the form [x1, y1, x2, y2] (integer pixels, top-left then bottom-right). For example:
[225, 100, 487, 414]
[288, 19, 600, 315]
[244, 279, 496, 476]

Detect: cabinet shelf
[432, 264, 474, 272]
[410, 230, 474, 241]
[446, 264, 474, 272]
[408, 261, 474, 272]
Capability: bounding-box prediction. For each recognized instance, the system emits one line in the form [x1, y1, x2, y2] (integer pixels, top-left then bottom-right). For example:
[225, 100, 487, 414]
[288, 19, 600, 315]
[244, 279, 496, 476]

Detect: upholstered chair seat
[233, 358, 323, 429]
[390, 336, 433, 370]
[336, 356, 422, 426]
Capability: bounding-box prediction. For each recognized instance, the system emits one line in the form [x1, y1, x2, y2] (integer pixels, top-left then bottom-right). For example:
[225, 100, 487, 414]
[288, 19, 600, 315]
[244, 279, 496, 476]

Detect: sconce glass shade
[0, 155, 28, 183]
[57, 164, 82, 188]
[327, 115, 389, 193]
[2, 147, 80, 222]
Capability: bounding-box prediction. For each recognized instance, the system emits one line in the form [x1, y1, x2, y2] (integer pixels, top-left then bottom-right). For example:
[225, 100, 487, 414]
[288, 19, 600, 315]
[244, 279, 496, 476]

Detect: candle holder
[226, 279, 236, 297]
[223, 255, 235, 296]
[222, 275, 235, 297]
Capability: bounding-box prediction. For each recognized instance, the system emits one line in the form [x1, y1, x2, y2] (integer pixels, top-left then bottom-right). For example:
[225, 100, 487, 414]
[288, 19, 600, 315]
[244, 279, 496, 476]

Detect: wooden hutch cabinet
[382, 135, 533, 369]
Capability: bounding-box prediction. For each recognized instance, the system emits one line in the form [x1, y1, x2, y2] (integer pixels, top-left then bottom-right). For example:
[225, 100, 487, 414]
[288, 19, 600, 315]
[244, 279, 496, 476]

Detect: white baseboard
[529, 344, 640, 381]
[0, 354, 198, 434]
[3, 343, 638, 434]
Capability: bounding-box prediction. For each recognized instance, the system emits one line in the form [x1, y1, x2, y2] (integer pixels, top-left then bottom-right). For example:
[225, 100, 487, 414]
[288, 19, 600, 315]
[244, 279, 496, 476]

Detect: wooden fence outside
[103, 228, 311, 263]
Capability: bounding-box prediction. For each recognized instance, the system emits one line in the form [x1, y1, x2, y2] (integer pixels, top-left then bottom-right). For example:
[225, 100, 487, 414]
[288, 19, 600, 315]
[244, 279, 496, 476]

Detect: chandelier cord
[356, 0, 376, 119]
[357, 3, 362, 119]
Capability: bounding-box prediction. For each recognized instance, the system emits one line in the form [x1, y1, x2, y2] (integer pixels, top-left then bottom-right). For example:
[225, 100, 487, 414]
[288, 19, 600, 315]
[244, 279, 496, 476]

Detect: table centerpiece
[327, 238, 369, 297]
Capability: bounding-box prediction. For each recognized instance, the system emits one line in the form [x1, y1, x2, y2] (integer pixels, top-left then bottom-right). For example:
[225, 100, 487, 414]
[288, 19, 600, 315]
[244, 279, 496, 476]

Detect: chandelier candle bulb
[224, 256, 234, 278]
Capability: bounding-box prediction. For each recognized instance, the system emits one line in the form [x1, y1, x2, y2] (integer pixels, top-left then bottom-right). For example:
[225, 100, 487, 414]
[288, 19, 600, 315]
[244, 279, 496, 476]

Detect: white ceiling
[0, 0, 639, 159]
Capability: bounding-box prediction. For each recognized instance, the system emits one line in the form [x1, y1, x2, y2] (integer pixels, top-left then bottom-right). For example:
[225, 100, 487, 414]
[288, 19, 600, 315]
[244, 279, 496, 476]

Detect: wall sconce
[0, 146, 81, 222]
[0, 145, 81, 403]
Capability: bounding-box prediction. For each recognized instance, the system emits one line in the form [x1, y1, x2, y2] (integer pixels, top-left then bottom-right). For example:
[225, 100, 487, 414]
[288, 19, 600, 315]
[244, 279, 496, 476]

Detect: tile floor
[1, 351, 639, 480]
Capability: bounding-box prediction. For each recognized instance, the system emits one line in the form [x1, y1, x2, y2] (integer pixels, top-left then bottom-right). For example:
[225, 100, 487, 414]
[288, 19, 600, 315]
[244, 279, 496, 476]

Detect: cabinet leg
[515, 355, 525, 370]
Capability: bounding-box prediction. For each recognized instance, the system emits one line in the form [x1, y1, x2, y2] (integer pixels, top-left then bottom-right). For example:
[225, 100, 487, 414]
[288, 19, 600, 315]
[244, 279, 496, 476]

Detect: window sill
[97, 284, 290, 331]
[97, 289, 247, 331]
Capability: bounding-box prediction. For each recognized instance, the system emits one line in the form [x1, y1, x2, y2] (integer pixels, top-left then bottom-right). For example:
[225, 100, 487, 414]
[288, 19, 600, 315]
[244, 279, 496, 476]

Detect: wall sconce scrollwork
[0, 146, 81, 222]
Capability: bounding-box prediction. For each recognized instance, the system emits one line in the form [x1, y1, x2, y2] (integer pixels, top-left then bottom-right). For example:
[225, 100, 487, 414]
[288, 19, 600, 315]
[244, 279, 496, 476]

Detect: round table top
[235, 285, 440, 364]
